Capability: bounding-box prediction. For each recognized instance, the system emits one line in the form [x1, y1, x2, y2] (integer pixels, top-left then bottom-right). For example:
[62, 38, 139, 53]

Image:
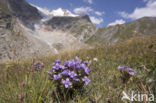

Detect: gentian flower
[73, 77, 80, 82]
[68, 60, 76, 67]
[118, 66, 135, 76]
[82, 76, 91, 85]
[55, 59, 61, 64]
[75, 64, 81, 70]
[64, 60, 75, 68]
[48, 57, 92, 91]
[52, 66, 56, 70]
[84, 67, 91, 75]
[83, 60, 91, 66]
[55, 63, 61, 70]
[128, 68, 135, 75]
[75, 56, 82, 64]
[68, 71, 77, 78]
[118, 66, 128, 70]
[53, 74, 61, 80]
[84, 61, 89, 65]
[62, 78, 72, 88]
[80, 63, 86, 69]
[61, 70, 69, 76]
[59, 65, 66, 70]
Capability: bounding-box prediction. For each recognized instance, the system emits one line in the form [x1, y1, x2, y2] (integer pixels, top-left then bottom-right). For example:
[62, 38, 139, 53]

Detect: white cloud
[74, 7, 105, 25]
[95, 11, 105, 16]
[107, 19, 125, 26]
[119, 0, 156, 19]
[90, 16, 103, 24]
[84, 0, 93, 4]
[74, 7, 93, 14]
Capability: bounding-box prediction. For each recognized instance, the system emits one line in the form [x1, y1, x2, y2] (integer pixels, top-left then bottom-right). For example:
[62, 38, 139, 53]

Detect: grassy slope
[0, 35, 156, 103]
[86, 17, 156, 45]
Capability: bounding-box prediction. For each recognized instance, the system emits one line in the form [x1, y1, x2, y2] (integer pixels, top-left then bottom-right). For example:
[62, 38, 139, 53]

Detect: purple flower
[82, 76, 90, 85]
[75, 64, 81, 70]
[118, 66, 128, 70]
[33, 61, 44, 70]
[52, 63, 60, 70]
[89, 60, 92, 65]
[73, 77, 80, 82]
[48, 57, 92, 89]
[61, 70, 70, 76]
[55, 59, 61, 64]
[128, 68, 135, 75]
[55, 63, 61, 70]
[59, 65, 66, 70]
[62, 78, 72, 88]
[68, 71, 77, 78]
[84, 67, 91, 75]
[128, 71, 134, 75]
[80, 63, 86, 69]
[64, 60, 75, 68]
[118, 66, 135, 76]
[75, 56, 82, 64]
[84, 61, 89, 65]
[52, 66, 56, 70]
[52, 63, 66, 71]
[53, 74, 61, 80]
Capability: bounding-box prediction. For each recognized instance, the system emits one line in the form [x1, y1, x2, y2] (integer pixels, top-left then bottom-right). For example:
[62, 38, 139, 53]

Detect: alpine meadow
[0, 0, 156, 103]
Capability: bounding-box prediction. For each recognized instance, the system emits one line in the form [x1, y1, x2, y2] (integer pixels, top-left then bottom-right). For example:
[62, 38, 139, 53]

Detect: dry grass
[0, 35, 156, 103]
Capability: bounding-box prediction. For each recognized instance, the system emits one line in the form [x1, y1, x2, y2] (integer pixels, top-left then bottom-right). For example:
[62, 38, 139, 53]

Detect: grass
[87, 17, 156, 45]
[0, 35, 156, 103]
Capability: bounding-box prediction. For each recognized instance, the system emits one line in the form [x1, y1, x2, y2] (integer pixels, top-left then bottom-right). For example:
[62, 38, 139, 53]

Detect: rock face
[0, 0, 93, 62]
[0, 0, 54, 62]
[0, 19, 54, 61]
[45, 15, 96, 41]
[7, 0, 42, 29]
[1, 0, 156, 62]
[87, 17, 156, 45]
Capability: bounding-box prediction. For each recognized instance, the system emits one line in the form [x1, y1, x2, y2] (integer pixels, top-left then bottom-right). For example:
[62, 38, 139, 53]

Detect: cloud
[74, 7, 105, 16]
[74, 7, 93, 14]
[74, 7, 104, 25]
[107, 19, 125, 26]
[90, 16, 103, 24]
[84, 0, 93, 4]
[119, 0, 156, 19]
[95, 11, 105, 16]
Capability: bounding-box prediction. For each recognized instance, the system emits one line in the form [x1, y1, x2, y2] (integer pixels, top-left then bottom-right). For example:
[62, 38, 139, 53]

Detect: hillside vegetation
[87, 17, 156, 45]
[0, 35, 156, 103]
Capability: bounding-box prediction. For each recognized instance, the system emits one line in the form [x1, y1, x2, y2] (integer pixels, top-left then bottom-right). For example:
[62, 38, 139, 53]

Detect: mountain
[0, 0, 54, 61]
[44, 15, 96, 41]
[0, 0, 94, 62]
[7, 0, 42, 29]
[33, 6, 78, 17]
[86, 17, 156, 45]
[33, 5, 96, 41]
[1, 0, 156, 62]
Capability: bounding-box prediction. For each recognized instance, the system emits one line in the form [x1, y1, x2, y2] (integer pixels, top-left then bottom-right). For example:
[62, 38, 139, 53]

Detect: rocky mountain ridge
[87, 17, 156, 45]
[0, 0, 93, 62]
[1, 0, 156, 62]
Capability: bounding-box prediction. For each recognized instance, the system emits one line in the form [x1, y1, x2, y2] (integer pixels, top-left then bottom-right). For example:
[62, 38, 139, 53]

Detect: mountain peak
[32, 4, 78, 18]
[6, 0, 42, 28]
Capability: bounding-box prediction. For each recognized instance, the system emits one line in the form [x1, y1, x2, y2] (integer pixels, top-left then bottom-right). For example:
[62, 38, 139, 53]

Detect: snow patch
[31, 4, 78, 17]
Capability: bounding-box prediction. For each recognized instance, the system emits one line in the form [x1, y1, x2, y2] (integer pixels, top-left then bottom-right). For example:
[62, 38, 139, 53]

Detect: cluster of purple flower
[33, 61, 44, 70]
[118, 66, 135, 75]
[47, 57, 91, 88]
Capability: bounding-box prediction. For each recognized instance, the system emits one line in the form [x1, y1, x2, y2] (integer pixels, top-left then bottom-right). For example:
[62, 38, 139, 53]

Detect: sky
[26, 0, 156, 27]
